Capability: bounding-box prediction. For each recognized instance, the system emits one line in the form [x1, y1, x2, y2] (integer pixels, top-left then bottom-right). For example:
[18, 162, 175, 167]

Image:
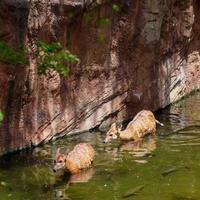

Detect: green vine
[0, 42, 26, 65]
[35, 42, 79, 76]
[112, 3, 121, 12]
[97, 17, 111, 26]
[0, 111, 4, 122]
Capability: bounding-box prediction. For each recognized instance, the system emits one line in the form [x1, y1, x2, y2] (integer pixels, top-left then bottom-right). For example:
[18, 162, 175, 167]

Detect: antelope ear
[111, 122, 117, 129]
[118, 124, 122, 131]
[56, 148, 60, 155]
[65, 149, 70, 155]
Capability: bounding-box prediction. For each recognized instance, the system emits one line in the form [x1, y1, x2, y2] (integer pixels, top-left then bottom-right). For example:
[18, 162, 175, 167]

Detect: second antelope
[53, 143, 95, 174]
[104, 110, 163, 143]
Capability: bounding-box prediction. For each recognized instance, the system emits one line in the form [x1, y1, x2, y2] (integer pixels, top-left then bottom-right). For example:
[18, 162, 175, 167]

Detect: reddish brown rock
[0, 0, 199, 155]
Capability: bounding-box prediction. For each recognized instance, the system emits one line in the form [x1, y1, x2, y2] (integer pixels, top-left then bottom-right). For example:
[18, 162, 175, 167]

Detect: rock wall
[0, 0, 199, 155]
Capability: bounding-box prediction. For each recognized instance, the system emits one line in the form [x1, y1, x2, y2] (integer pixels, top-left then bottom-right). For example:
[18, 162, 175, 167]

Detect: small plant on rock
[0, 111, 4, 122]
[36, 41, 79, 76]
[0, 42, 26, 65]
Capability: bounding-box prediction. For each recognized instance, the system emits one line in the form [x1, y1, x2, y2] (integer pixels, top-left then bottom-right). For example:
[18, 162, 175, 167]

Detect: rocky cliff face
[0, 0, 199, 155]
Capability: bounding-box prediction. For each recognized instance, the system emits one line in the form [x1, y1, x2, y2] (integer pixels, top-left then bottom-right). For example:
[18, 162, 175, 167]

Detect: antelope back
[127, 110, 156, 138]
[66, 143, 95, 174]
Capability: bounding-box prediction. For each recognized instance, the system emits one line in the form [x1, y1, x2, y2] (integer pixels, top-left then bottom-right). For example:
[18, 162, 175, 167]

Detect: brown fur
[53, 143, 95, 174]
[104, 110, 163, 143]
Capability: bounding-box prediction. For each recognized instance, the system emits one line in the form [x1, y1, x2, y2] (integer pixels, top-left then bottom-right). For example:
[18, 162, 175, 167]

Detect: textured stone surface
[0, 0, 199, 154]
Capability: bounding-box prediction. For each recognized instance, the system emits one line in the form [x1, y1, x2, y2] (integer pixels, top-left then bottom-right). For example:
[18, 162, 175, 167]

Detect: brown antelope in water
[104, 110, 163, 143]
[53, 143, 95, 174]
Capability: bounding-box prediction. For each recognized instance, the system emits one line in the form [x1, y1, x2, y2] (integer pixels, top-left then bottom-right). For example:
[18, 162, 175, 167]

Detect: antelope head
[104, 123, 121, 143]
[53, 148, 67, 172]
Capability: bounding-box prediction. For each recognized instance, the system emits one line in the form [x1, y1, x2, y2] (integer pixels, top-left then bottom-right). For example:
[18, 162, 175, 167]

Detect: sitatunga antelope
[53, 143, 95, 174]
[104, 110, 163, 143]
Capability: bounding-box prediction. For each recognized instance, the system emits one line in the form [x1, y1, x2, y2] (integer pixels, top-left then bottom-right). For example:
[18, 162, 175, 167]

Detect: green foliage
[97, 17, 111, 26]
[0, 111, 4, 122]
[97, 32, 106, 44]
[112, 3, 121, 12]
[68, 11, 76, 19]
[83, 12, 96, 24]
[36, 42, 79, 76]
[0, 42, 26, 65]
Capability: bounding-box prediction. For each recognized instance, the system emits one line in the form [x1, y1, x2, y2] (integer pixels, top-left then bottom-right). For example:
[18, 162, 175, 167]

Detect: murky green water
[0, 92, 200, 200]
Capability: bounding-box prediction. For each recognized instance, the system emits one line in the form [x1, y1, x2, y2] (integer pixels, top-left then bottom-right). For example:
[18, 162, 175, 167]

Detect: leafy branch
[35, 42, 80, 76]
[0, 42, 26, 65]
[0, 111, 4, 122]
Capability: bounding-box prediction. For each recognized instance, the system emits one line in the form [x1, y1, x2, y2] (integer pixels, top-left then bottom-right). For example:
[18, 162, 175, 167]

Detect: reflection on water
[120, 136, 156, 156]
[0, 92, 200, 200]
[68, 168, 95, 184]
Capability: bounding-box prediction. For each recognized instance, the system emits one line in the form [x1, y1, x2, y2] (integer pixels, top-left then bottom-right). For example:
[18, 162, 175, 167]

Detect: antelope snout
[103, 138, 110, 143]
[53, 167, 57, 173]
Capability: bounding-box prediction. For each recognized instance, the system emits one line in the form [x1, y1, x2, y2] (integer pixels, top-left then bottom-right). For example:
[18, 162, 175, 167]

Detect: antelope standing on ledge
[53, 143, 95, 174]
[104, 110, 163, 143]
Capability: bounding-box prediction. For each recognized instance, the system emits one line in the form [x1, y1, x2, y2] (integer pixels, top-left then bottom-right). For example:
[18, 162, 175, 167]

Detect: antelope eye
[58, 160, 63, 163]
[110, 134, 113, 136]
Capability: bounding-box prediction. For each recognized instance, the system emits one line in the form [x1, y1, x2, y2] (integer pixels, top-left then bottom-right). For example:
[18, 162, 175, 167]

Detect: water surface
[0, 92, 200, 200]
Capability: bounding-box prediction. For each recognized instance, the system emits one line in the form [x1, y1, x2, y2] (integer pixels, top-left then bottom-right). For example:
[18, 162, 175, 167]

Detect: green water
[0, 93, 200, 200]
